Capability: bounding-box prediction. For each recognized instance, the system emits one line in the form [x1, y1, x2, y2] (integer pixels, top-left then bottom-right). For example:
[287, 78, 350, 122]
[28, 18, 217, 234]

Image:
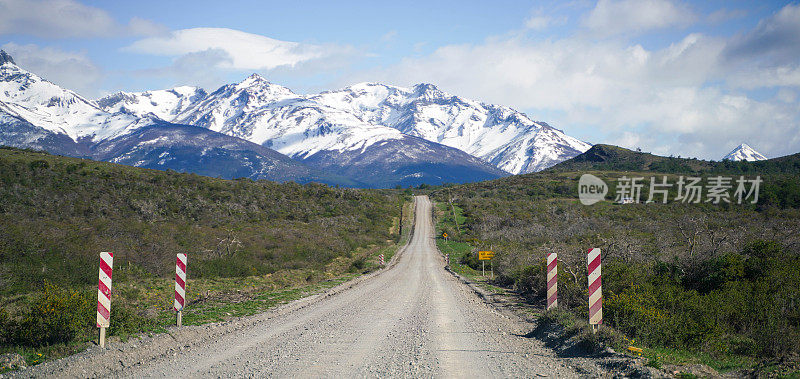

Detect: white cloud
[349, 6, 800, 159]
[525, 16, 552, 30]
[722, 3, 800, 65]
[776, 88, 796, 103]
[524, 7, 568, 31]
[1, 42, 104, 97]
[127, 17, 170, 37]
[125, 28, 330, 71]
[132, 49, 233, 94]
[0, 0, 165, 38]
[707, 8, 747, 24]
[582, 0, 696, 37]
[380, 30, 398, 42]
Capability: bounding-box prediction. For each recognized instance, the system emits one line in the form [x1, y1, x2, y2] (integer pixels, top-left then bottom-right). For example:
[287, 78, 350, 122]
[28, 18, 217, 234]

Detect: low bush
[2, 282, 94, 347]
[431, 172, 800, 362]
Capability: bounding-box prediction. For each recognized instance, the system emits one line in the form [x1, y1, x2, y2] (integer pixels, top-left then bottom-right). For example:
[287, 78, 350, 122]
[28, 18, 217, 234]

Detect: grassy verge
[0, 147, 417, 371]
[430, 199, 798, 377]
[432, 201, 504, 294]
[0, 230, 410, 370]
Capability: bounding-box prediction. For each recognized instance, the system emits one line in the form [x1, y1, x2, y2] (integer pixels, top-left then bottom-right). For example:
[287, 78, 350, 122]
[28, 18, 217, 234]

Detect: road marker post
[546, 253, 557, 310]
[174, 253, 187, 327]
[96, 252, 113, 348]
[379, 254, 385, 266]
[587, 248, 602, 333]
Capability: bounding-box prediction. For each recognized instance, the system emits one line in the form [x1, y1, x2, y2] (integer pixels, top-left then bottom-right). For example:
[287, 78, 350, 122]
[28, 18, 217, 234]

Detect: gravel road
[14, 196, 594, 378]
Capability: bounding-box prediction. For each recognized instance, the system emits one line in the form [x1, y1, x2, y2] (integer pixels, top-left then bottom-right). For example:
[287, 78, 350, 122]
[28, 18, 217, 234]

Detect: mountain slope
[310, 82, 591, 173]
[298, 134, 508, 187]
[723, 143, 767, 161]
[173, 75, 407, 158]
[91, 122, 357, 184]
[97, 86, 208, 121]
[0, 54, 145, 142]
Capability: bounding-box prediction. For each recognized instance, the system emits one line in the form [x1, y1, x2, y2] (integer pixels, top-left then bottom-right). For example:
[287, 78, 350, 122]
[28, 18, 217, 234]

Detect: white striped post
[587, 248, 602, 332]
[379, 254, 385, 266]
[546, 253, 558, 310]
[96, 252, 113, 348]
[174, 253, 187, 327]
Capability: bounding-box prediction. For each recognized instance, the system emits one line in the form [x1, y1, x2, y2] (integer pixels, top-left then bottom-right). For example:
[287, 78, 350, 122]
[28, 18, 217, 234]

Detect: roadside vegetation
[0, 146, 413, 368]
[431, 152, 800, 375]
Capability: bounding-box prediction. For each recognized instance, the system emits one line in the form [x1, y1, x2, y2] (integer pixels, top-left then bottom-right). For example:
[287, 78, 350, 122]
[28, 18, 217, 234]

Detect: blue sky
[1, 0, 798, 160]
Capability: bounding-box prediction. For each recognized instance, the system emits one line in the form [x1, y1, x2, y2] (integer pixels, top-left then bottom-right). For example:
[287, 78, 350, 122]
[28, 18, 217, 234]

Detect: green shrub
[9, 282, 94, 347]
[107, 304, 157, 339]
[349, 258, 366, 272]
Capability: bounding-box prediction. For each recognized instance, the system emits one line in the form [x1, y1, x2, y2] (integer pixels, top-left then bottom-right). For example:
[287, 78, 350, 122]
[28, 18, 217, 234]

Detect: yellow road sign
[442, 232, 448, 238]
[479, 251, 495, 260]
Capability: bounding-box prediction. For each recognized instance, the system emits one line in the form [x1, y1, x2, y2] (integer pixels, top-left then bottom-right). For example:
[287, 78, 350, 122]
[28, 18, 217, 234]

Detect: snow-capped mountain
[99, 74, 508, 186]
[0, 50, 505, 187]
[310, 83, 591, 173]
[172, 74, 408, 159]
[0, 52, 149, 142]
[722, 143, 767, 161]
[97, 86, 207, 121]
[101, 77, 589, 175]
[0, 51, 352, 185]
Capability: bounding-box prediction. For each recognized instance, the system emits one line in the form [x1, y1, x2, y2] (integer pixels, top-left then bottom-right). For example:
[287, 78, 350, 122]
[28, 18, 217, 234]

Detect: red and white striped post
[96, 252, 113, 348]
[379, 254, 385, 266]
[174, 253, 187, 327]
[546, 253, 557, 310]
[587, 248, 602, 332]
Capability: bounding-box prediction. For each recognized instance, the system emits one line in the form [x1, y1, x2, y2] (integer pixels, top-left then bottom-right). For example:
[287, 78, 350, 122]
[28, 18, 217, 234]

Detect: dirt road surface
[14, 196, 593, 378]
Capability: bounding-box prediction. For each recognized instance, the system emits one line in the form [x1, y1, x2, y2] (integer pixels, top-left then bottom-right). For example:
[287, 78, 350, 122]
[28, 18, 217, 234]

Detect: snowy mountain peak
[310, 81, 590, 173]
[412, 83, 443, 97]
[0, 50, 14, 65]
[723, 143, 767, 161]
[0, 58, 146, 141]
[169, 86, 206, 98]
[200, 74, 295, 105]
[90, 72, 590, 175]
[235, 73, 294, 95]
[96, 86, 207, 120]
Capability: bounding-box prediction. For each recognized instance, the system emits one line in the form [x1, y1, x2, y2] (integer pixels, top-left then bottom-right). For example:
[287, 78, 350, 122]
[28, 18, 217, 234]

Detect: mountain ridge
[98, 75, 591, 174]
[548, 144, 799, 175]
[0, 50, 507, 187]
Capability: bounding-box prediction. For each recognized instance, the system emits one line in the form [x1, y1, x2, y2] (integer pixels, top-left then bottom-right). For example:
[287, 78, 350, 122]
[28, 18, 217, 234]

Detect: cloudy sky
[1, 0, 798, 159]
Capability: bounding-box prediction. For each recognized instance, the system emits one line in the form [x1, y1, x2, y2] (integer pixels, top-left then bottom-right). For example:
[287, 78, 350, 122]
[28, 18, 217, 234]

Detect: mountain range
[0, 49, 590, 187]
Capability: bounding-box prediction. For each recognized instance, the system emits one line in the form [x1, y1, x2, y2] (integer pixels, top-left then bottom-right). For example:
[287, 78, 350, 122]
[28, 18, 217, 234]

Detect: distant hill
[548, 144, 800, 175]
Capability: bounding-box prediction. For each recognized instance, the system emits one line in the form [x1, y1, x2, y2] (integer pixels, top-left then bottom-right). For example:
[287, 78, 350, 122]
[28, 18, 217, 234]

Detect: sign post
[174, 253, 187, 327]
[546, 253, 557, 310]
[96, 252, 113, 348]
[442, 232, 448, 242]
[478, 251, 494, 278]
[587, 248, 602, 333]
